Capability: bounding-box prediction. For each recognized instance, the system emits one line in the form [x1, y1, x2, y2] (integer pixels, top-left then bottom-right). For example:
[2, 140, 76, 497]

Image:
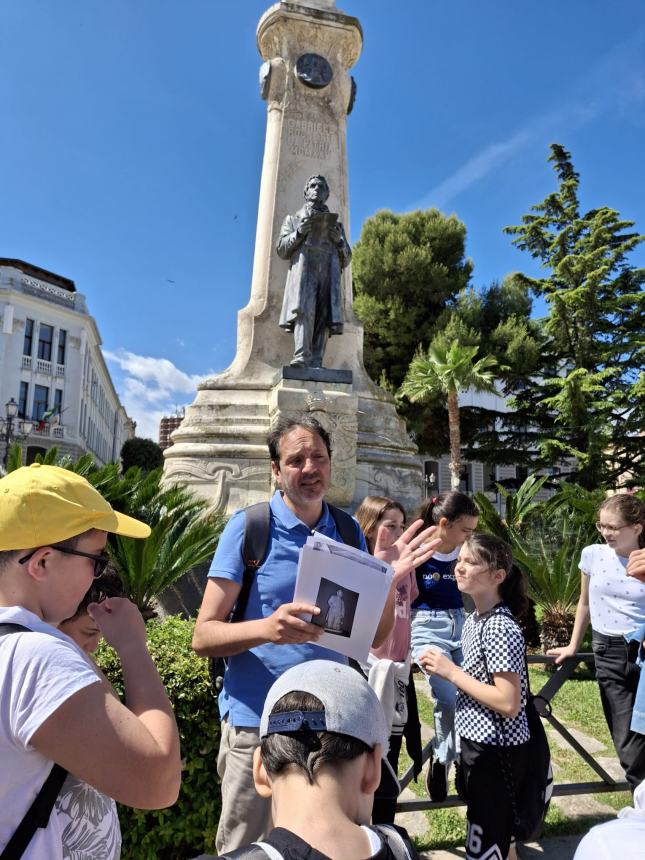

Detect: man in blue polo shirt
[193, 415, 385, 855]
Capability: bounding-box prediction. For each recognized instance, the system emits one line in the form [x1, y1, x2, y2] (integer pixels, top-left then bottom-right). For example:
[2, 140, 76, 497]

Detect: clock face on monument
[295, 53, 333, 89]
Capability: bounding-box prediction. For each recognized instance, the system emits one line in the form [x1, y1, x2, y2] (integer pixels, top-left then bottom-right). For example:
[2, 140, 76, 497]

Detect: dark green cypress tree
[504, 144, 645, 488]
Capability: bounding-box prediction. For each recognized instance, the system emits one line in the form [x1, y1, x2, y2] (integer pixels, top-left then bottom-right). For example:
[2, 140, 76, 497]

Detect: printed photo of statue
[312, 577, 359, 638]
[325, 589, 345, 631]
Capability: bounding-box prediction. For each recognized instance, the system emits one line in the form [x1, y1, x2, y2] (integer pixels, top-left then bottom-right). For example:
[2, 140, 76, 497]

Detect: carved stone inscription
[287, 116, 333, 160]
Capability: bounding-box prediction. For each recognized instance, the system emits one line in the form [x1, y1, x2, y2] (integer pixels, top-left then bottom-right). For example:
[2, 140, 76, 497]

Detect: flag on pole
[39, 405, 60, 431]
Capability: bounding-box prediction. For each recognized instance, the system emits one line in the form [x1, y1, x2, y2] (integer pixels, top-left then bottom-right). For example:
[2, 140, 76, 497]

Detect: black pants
[592, 631, 645, 790]
[460, 736, 530, 860]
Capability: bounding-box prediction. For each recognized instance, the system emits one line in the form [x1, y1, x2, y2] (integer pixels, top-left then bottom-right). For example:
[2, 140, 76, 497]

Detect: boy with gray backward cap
[0, 464, 181, 859]
[219, 660, 418, 860]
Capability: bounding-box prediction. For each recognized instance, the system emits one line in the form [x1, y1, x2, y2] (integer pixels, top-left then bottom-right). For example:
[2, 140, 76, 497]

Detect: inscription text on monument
[287, 116, 333, 159]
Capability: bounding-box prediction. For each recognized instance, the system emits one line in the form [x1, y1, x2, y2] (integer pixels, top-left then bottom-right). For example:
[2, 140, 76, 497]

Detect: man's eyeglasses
[19, 546, 110, 578]
[595, 522, 631, 535]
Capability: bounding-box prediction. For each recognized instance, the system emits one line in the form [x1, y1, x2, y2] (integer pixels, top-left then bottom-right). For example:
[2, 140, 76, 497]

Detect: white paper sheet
[292, 533, 394, 661]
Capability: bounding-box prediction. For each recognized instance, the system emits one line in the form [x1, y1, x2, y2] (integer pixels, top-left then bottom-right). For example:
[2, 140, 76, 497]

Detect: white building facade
[0, 259, 134, 466]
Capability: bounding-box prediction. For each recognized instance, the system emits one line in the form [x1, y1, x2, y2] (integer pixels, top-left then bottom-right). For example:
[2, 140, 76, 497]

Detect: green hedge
[95, 616, 220, 859]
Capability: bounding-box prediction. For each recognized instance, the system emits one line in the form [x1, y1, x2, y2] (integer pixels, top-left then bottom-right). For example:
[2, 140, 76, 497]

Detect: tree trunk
[447, 387, 461, 490]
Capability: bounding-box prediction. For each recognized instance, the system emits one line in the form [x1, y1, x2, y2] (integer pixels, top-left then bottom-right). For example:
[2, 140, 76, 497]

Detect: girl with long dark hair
[420, 533, 530, 860]
[410, 491, 479, 800]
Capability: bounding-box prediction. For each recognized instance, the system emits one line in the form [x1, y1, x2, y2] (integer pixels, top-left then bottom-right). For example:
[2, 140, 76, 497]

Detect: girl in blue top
[410, 491, 479, 800]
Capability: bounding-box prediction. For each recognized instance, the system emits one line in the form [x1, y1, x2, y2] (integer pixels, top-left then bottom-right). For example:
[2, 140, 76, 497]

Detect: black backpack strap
[0, 623, 69, 860]
[0, 764, 68, 860]
[327, 503, 362, 550]
[0, 623, 30, 635]
[231, 501, 272, 623]
[370, 824, 417, 860]
[211, 502, 272, 694]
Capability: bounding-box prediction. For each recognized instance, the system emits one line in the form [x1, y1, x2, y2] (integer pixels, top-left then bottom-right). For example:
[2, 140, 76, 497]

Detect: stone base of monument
[271, 368, 357, 507]
[163, 366, 422, 517]
[160, 369, 422, 617]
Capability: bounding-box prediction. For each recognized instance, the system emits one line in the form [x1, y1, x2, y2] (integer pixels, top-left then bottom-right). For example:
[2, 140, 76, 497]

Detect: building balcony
[55, 364, 65, 377]
[35, 358, 52, 375]
[21, 355, 32, 370]
[31, 424, 65, 439]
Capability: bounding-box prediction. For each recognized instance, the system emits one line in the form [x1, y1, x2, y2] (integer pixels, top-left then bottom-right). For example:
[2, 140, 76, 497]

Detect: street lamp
[1, 398, 34, 468]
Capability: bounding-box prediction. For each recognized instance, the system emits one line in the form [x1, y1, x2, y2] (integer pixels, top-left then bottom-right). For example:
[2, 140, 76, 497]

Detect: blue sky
[2, 0, 644, 439]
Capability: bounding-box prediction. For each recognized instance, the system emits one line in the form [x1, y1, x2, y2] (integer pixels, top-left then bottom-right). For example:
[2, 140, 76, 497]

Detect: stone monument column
[164, 0, 422, 514]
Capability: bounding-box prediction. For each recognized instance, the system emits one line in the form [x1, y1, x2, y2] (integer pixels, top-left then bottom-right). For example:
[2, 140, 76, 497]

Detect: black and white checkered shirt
[455, 603, 529, 746]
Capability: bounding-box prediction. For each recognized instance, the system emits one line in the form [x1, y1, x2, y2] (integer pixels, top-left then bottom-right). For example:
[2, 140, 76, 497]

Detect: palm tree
[400, 340, 502, 489]
[474, 474, 549, 543]
[512, 516, 589, 652]
[106, 477, 225, 615]
[8, 446, 224, 614]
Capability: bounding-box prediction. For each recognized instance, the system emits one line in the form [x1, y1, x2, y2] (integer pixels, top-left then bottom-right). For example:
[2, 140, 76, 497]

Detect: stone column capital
[257, 3, 362, 70]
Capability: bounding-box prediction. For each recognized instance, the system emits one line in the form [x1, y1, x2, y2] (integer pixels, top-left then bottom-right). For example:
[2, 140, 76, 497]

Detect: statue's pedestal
[164, 365, 422, 514]
[271, 368, 357, 507]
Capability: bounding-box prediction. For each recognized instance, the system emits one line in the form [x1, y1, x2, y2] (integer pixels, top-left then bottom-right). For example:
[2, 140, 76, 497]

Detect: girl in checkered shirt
[420, 534, 529, 860]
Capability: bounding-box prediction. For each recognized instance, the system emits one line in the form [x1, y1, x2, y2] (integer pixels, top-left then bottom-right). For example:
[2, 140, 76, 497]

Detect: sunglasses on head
[19, 545, 110, 579]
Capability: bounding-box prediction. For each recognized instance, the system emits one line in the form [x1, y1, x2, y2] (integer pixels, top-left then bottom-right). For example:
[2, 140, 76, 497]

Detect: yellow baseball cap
[0, 463, 151, 551]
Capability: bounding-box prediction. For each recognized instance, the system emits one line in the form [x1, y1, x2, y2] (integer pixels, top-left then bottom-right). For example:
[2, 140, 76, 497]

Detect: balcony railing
[21, 355, 32, 370]
[32, 424, 64, 439]
[35, 359, 52, 375]
[55, 364, 65, 377]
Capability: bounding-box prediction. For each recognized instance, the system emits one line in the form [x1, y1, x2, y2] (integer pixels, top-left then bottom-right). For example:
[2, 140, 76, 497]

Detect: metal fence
[396, 652, 630, 812]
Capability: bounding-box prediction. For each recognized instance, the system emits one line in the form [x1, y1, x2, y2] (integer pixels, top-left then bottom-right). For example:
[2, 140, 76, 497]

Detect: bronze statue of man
[277, 175, 351, 368]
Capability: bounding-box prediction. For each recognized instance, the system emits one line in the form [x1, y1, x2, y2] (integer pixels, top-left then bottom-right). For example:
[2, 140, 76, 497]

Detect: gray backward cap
[259, 659, 389, 750]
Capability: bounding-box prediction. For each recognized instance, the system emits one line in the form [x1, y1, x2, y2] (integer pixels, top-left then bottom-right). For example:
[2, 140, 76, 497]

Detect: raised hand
[627, 548, 645, 583]
[374, 519, 441, 586]
[87, 597, 147, 654]
[297, 216, 314, 237]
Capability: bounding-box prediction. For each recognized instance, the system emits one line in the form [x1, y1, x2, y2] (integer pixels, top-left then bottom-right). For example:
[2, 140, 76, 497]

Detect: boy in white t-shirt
[0, 464, 181, 858]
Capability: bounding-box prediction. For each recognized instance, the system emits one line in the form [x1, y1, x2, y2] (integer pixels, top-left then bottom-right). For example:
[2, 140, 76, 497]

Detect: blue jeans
[411, 607, 465, 767]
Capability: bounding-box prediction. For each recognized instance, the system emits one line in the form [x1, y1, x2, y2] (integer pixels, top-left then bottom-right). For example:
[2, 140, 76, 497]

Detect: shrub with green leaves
[95, 616, 220, 860]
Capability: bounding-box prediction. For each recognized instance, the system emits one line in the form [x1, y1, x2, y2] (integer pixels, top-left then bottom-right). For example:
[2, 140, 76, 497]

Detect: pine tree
[504, 144, 645, 488]
[352, 208, 473, 388]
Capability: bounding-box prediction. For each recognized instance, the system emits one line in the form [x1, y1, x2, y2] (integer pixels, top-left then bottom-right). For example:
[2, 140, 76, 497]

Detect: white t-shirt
[581, 544, 645, 635]
[574, 782, 645, 859]
[574, 817, 645, 860]
[0, 606, 121, 859]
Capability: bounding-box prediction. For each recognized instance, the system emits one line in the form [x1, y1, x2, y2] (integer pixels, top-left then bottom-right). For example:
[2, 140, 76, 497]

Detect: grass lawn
[401, 663, 630, 852]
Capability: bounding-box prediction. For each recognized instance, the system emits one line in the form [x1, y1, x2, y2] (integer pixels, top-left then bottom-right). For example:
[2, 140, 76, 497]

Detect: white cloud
[417, 129, 532, 210]
[413, 33, 645, 210]
[103, 348, 205, 441]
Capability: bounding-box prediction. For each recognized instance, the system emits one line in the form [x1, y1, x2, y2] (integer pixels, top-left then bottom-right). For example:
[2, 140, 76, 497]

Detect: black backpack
[0, 623, 69, 860]
[209, 501, 362, 693]
[476, 611, 554, 842]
